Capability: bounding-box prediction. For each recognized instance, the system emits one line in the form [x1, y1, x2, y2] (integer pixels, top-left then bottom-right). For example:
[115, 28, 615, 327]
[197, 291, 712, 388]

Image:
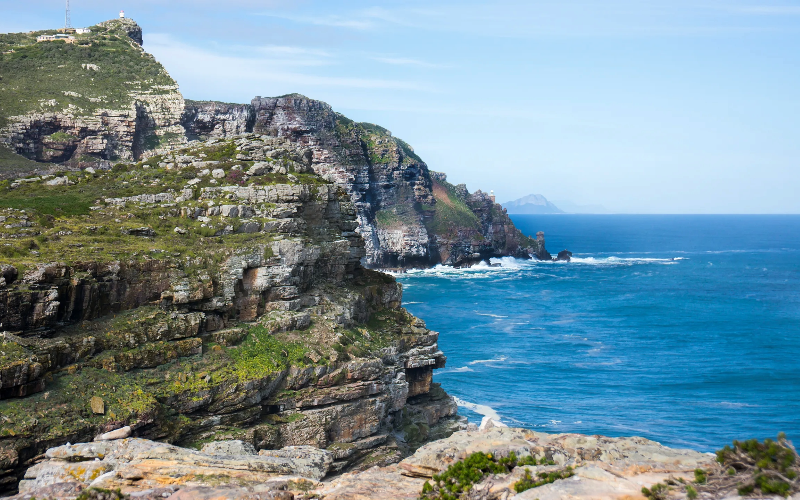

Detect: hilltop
[0, 18, 185, 164]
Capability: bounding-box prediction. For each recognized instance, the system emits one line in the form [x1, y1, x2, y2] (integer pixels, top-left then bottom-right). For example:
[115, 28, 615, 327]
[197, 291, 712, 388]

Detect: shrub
[419, 451, 566, 500]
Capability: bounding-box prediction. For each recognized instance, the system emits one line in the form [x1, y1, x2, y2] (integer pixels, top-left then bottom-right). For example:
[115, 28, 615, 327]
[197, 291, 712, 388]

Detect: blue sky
[3, 0, 800, 213]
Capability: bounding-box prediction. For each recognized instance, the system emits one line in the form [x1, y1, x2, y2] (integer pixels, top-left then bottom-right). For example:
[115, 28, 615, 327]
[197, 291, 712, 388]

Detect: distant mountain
[551, 200, 611, 214]
[503, 194, 564, 214]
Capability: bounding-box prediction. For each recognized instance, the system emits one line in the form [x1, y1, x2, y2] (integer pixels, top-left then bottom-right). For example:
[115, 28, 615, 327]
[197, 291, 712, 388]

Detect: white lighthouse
[490, 190, 496, 203]
[119, 10, 125, 18]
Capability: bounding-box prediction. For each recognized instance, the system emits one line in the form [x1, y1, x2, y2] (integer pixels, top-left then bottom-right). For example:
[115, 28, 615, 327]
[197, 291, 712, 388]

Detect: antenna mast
[65, 0, 72, 29]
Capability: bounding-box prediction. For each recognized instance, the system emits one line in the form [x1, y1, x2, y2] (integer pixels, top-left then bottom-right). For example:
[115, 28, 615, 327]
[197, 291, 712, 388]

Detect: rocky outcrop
[9, 427, 721, 500]
[317, 427, 716, 500]
[16, 438, 331, 495]
[182, 101, 255, 141]
[179, 95, 547, 268]
[0, 136, 463, 495]
[97, 18, 144, 46]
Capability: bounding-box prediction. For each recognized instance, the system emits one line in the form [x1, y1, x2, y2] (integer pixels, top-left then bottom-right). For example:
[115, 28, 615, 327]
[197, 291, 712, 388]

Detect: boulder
[94, 426, 131, 442]
[247, 162, 273, 176]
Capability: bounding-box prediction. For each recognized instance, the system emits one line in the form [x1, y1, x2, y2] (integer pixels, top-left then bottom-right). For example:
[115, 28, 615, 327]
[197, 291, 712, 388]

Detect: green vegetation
[395, 137, 424, 164]
[0, 145, 53, 179]
[718, 434, 798, 496]
[425, 179, 482, 238]
[0, 139, 326, 267]
[230, 324, 312, 380]
[0, 337, 28, 364]
[419, 451, 564, 500]
[514, 466, 574, 493]
[0, 21, 174, 128]
[641, 482, 670, 500]
[332, 114, 424, 168]
[642, 434, 798, 499]
[694, 468, 707, 484]
[47, 131, 78, 142]
[0, 189, 94, 216]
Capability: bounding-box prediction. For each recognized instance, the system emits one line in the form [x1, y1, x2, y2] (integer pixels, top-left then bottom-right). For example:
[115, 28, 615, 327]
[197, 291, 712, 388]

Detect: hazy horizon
[3, 0, 799, 214]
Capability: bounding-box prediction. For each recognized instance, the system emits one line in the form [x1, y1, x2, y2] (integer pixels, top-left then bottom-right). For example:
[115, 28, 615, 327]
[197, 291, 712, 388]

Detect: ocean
[396, 215, 800, 452]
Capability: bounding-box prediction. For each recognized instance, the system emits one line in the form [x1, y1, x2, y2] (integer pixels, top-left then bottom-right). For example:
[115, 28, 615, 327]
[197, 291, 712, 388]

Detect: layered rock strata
[181, 96, 546, 268]
[2, 17, 555, 268]
[0, 135, 463, 495]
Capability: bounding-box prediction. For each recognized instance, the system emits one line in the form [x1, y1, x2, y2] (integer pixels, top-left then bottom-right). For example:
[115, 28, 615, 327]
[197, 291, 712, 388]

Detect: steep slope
[0, 19, 185, 165]
[183, 96, 546, 268]
[0, 135, 462, 494]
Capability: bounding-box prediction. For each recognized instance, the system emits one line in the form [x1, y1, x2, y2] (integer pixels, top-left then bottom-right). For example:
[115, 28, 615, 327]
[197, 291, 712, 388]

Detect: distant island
[502, 194, 564, 214]
[503, 194, 611, 214]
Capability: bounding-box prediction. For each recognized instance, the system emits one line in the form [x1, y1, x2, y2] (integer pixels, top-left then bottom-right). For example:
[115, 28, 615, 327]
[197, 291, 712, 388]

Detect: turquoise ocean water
[396, 215, 800, 451]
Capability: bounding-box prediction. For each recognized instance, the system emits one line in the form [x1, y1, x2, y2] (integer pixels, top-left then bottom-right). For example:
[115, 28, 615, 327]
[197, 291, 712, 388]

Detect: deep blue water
[396, 215, 800, 451]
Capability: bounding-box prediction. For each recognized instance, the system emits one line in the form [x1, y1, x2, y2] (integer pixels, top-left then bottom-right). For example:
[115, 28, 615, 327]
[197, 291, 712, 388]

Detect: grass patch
[0, 23, 174, 129]
[0, 190, 94, 216]
[425, 179, 482, 238]
[0, 145, 53, 179]
[230, 324, 311, 379]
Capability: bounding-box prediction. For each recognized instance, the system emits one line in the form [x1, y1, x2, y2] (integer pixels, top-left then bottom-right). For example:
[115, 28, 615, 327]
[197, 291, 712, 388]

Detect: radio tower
[64, 0, 72, 29]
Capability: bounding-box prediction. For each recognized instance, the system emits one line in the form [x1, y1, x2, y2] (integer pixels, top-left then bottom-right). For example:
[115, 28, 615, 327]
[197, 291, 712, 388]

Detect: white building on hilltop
[75, 27, 90, 34]
[36, 33, 76, 44]
[120, 10, 125, 18]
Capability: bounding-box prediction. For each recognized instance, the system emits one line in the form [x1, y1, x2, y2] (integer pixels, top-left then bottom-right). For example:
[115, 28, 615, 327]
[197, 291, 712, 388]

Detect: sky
[2, 1, 800, 213]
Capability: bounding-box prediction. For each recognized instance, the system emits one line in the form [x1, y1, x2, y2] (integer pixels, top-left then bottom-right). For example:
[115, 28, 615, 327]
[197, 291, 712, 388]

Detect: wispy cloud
[146, 34, 432, 97]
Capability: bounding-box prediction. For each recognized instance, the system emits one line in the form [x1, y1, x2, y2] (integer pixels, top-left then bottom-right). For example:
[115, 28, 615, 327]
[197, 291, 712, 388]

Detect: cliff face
[0, 136, 462, 494]
[181, 96, 544, 268]
[1, 15, 546, 269]
[0, 19, 185, 165]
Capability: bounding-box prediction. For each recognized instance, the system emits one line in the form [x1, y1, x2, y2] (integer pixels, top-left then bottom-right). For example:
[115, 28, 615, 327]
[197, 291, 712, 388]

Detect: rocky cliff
[182, 96, 546, 268]
[0, 19, 185, 166]
[0, 135, 463, 495]
[1, 16, 554, 269]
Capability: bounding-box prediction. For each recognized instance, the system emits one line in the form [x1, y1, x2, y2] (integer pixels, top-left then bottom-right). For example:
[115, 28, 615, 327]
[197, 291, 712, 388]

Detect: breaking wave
[468, 356, 508, 365]
[453, 397, 502, 422]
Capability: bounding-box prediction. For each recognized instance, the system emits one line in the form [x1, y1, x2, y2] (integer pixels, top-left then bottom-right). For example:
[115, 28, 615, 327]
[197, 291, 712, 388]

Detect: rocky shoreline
[5, 425, 727, 500]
